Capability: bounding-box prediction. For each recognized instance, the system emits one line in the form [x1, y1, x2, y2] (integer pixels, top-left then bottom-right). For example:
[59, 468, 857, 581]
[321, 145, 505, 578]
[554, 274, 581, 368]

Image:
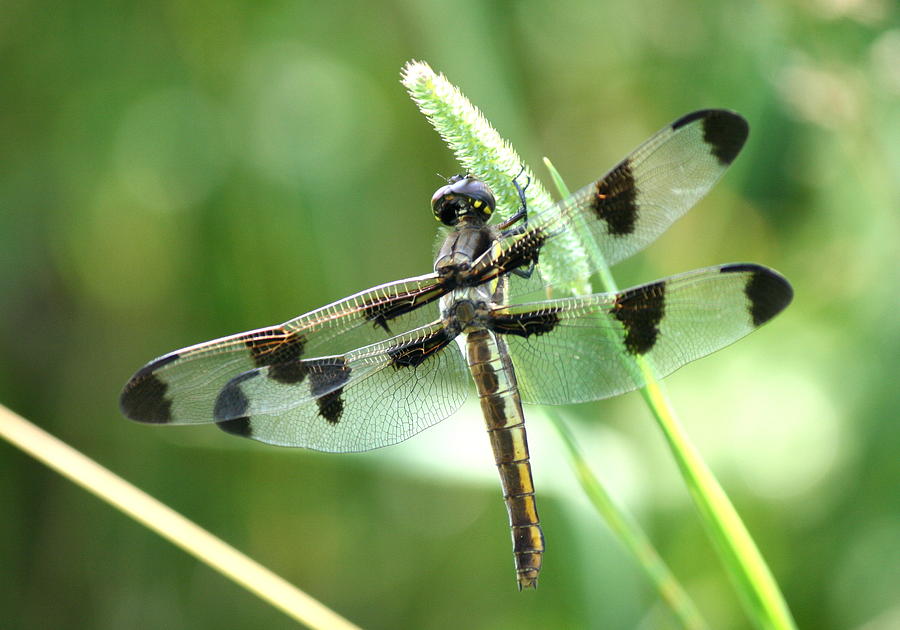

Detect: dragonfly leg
[500, 167, 539, 279]
[498, 166, 531, 232]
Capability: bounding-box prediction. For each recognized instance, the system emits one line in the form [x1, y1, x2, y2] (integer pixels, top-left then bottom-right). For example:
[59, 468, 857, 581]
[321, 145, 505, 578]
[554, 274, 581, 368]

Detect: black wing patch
[721, 263, 793, 326]
[245, 328, 306, 367]
[244, 328, 308, 384]
[590, 161, 638, 236]
[612, 280, 666, 355]
[489, 310, 561, 338]
[217, 416, 252, 437]
[120, 354, 179, 423]
[213, 371, 254, 423]
[308, 357, 352, 424]
[673, 109, 749, 166]
[387, 327, 457, 368]
[359, 280, 452, 334]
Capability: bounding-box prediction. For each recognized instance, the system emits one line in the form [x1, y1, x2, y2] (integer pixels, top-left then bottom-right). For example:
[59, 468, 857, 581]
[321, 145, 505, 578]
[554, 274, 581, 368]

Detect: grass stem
[0, 404, 361, 630]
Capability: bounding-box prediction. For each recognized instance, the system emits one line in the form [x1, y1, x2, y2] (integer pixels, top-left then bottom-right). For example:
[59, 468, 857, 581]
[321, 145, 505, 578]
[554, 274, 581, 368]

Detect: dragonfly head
[431, 175, 496, 226]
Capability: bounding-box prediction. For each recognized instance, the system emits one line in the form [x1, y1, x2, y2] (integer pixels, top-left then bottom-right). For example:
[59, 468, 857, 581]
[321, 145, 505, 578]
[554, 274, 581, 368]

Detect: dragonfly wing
[210, 322, 471, 452]
[489, 263, 792, 405]
[120, 273, 450, 424]
[495, 110, 750, 299]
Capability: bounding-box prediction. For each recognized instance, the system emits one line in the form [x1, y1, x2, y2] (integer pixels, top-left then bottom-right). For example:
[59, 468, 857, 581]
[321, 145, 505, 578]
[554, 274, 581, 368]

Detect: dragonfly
[120, 109, 793, 590]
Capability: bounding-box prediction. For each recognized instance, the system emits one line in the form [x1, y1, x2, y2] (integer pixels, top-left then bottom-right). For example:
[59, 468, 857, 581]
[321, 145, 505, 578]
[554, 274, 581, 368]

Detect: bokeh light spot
[113, 87, 230, 213]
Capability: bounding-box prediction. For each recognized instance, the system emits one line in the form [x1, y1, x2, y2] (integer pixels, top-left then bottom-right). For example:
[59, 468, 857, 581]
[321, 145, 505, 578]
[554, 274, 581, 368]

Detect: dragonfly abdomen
[466, 329, 544, 589]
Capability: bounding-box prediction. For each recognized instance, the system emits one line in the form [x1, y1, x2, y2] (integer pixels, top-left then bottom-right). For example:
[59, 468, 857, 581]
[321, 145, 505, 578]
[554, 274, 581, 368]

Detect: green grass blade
[637, 379, 797, 630]
[0, 404, 361, 630]
[548, 410, 709, 630]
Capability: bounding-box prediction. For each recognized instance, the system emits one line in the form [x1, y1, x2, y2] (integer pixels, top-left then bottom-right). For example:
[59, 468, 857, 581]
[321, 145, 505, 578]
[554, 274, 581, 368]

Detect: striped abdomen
[466, 329, 544, 589]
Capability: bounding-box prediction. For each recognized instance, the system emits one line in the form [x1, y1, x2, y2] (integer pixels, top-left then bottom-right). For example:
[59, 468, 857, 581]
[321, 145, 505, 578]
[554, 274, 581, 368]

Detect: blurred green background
[2, 1, 898, 628]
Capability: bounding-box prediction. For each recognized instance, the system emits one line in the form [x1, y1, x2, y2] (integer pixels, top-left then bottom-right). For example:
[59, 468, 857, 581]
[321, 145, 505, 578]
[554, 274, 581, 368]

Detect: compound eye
[430, 184, 452, 209]
[453, 178, 496, 219]
[431, 186, 461, 225]
[434, 199, 460, 225]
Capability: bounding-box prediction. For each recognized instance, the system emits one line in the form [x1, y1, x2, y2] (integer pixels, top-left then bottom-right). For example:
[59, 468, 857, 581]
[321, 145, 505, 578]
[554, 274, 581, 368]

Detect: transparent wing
[211, 322, 471, 452]
[121, 110, 753, 430]
[120, 273, 452, 424]
[489, 264, 792, 405]
[481, 110, 750, 299]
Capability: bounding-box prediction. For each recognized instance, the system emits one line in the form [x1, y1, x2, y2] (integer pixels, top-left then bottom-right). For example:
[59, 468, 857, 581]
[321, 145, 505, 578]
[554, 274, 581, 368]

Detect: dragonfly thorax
[440, 296, 491, 332]
[433, 222, 497, 280]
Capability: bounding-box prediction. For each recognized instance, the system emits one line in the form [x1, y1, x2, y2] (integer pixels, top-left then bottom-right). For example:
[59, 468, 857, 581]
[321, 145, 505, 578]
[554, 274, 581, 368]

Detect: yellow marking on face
[473, 200, 482, 208]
